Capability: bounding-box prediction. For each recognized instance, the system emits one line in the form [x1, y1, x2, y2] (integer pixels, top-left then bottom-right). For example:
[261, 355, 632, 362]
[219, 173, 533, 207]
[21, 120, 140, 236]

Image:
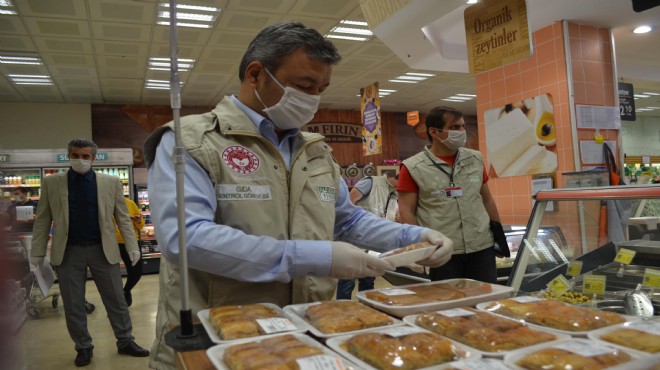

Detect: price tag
[296, 355, 345, 370]
[566, 261, 583, 277]
[256, 318, 297, 334]
[614, 248, 636, 265]
[547, 275, 571, 297]
[437, 308, 475, 317]
[582, 275, 606, 295]
[643, 268, 660, 288]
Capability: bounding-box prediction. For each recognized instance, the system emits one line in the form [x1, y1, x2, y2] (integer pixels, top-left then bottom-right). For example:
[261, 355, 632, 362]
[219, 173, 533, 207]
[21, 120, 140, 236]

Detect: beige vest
[356, 175, 398, 221]
[402, 146, 493, 254]
[144, 97, 340, 369]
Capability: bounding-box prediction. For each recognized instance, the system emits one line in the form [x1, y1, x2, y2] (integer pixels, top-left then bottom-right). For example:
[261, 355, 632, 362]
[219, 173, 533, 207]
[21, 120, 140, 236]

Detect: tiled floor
[15, 272, 394, 369]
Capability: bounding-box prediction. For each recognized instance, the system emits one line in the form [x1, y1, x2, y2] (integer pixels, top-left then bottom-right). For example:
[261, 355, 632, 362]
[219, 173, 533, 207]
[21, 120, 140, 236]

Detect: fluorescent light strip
[8, 74, 49, 78]
[645, 106, 660, 109]
[634, 94, 650, 98]
[457, 93, 477, 97]
[156, 20, 212, 29]
[442, 98, 465, 102]
[0, 9, 16, 14]
[641, 92, 660, 96]
[406, 72, 435, 77]
[158, 11, 216, 22]
[394, 75, 428, 81]
[340, 20, 368, 26]
[448, 96, 474, 100]
[325, 34, 368, 41]
[330, 26, 373, 36]
[380, 89, 397, 93]
[0, 0, 14, 6]
[161, 3, 219, 12]
[389, 79, 417, 84]
[0, 56, 43, 65]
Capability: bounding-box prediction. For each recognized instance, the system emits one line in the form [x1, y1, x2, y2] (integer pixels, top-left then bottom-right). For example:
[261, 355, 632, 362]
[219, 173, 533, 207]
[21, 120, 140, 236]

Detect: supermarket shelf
[1, 184, 40, 187]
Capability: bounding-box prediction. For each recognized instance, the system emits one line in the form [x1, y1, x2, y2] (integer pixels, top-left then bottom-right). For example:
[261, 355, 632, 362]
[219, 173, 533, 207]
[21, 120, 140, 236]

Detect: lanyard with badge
[423, 149, 462, 198]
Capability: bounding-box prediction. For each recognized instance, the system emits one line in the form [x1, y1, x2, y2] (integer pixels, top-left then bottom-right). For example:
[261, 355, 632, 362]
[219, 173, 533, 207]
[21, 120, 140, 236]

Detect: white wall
[621, 115, 660, 156]
[0, 102, 91, 149]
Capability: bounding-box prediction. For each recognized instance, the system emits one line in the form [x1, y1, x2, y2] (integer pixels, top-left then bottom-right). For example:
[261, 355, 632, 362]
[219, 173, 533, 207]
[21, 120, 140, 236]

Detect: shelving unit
[137, 187, 160, 274]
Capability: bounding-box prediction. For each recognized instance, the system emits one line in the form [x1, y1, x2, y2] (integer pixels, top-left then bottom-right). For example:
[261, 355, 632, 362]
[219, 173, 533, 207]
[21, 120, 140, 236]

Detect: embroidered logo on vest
[222, 146, 260, 175]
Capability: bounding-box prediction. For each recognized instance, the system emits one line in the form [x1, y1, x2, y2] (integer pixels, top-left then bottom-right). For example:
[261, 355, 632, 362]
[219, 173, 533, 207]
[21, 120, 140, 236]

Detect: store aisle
[21, 274, 159, 370]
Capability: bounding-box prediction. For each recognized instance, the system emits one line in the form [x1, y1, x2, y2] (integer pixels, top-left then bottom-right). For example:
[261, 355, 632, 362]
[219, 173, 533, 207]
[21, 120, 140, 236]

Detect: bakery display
[222, 334, 325, 370]
[513, 344, 632, 369]
[482, 298, 626, 332]
[597, 325, 660, 353]
[209, 304, 283, 340]
[365, 279, 492, 306]
[414, 307, 558, 352]
[304, 301, 393, 334]
[342, 331, 464, 370]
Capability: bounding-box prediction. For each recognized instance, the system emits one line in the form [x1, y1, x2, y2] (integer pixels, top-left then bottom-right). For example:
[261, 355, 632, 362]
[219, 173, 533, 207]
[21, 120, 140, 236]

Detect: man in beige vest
[399, 106, 503, 284]
[143, 23, 454, 369]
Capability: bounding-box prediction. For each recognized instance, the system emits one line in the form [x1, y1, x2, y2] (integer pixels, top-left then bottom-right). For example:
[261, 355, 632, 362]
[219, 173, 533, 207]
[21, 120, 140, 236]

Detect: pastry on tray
[599, 327, 660, 353]
[415, 308, 557, 352]
[304, 301, 392, 334]
[209, 304, 281, 340]
[515, 346, 632, 370]
[343, 331, 463, 370]
[483, 298, 626, 332]
[222, 334, 323, 370]
[365, 280, 492, 306]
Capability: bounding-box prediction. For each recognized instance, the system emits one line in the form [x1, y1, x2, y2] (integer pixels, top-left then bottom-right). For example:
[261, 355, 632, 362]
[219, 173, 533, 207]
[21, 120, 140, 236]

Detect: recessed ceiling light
[325, 19, 372, 42]
[634, 94, 650, 98]
[633, 25, 652, 34]
[442, 98, 465, 102]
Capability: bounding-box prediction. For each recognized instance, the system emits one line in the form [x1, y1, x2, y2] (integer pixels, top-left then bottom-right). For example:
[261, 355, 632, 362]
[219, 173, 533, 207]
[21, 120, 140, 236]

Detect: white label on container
[296, 355, 345, 370]
[451, 359, 511, 370]
[627, 321, 660, 336]
[256, 318, 297, 334]
[379, 326, 426, 337]
[511, 296, 543, 303]
[553, 340, 614, 357]
[437, 308, 476, 317]
[379, 288, 415, 296]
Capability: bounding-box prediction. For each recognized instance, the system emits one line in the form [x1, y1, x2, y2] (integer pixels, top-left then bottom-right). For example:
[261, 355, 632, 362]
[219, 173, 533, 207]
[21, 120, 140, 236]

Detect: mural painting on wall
[484, 93, 557, 177]
[361, 82, 382, 156]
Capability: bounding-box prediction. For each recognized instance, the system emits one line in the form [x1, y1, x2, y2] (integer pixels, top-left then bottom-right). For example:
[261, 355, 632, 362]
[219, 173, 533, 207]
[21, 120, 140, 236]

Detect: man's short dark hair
[67, 138, 98, 155]
[13, 186, 29, 195]
[425, 106, 464, 142]
[238, 22, 341, 81]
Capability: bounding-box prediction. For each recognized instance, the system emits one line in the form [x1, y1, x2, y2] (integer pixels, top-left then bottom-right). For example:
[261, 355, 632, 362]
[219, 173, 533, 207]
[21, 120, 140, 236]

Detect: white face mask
[70, 158, 92, 174]
[254, 68, 321, 130]
[440, 129, 467, 150]
[14, 195, 24, 203]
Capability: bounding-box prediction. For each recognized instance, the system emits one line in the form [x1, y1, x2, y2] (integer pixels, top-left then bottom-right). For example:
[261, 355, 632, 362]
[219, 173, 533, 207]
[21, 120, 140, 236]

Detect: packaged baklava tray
[282, 300, 403, 338]
[587, 320, 660, 355]
[402, 307, 571, 357]
[206, 333, 357, 370]
[503, 338, 639, 370]
[325, 325, 480, 370]
[356, 278, 514, 317]
[475, 296, 635, 336]
[198, 303, 306, 344]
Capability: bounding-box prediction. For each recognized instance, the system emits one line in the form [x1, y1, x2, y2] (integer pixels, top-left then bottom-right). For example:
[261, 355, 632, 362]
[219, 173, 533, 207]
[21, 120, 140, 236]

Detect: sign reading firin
[361, 82, 382, 155]
[464, 0, 532, 74]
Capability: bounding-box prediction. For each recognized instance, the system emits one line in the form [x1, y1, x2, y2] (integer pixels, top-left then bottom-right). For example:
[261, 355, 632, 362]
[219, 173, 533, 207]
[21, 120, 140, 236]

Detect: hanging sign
[303, 122, 362, 143]
[407, 111, 419, 126]
[464, 0, 532, 74]
[361, 82, 382, 156]
[617, 82, 636, 121]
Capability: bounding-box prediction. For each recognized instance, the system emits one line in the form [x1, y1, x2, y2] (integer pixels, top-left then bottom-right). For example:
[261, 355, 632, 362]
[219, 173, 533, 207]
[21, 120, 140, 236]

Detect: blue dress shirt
[148, 97, 427, 283]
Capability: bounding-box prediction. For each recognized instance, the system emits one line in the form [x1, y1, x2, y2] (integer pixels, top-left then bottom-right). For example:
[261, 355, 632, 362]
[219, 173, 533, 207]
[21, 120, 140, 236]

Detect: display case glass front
[508, 185, 660, 301]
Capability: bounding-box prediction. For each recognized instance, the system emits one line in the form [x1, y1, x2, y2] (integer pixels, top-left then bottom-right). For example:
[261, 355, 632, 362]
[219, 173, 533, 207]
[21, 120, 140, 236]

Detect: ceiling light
[641, 92, 660, 96]
[448, 96, 474, 100]
[157, 2, 220, 29]
[457, 93, 477, 97]
[8, 74, 53, 85]
[389, 79, 417, 84]
[326, 19, 372, 42]
[0, 55, 43, 65]
[442, 98, 466, 102]
[0, 0, 16, 14]
[145, 79, 185, 90]
[633, 25, 652, 34]
[467, 0, 478, 3]
[634, 94, 650, 98]
[148, 57, 195, 72]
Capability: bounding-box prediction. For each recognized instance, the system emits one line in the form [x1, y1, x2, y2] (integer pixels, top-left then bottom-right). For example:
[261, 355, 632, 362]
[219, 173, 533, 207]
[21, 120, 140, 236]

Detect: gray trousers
[56, 242, 134, 351]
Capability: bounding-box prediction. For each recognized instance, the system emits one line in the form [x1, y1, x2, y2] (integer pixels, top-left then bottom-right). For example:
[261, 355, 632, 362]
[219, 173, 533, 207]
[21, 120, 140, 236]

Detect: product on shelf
[343, 331, 463, 370]
[514, 343, 632, 369]
[222, 334, 324, 370]
[414, 308, 558, 352]
[483, 298, 626, 332]
[209, 304, 282, 340]
[598, 325, 660, 353]
[304, 301, 392, 334]
[365, 279, 492, 306]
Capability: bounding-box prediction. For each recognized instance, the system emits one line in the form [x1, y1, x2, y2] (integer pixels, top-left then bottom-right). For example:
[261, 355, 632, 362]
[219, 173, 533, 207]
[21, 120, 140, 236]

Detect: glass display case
[508, 184, 660, 305]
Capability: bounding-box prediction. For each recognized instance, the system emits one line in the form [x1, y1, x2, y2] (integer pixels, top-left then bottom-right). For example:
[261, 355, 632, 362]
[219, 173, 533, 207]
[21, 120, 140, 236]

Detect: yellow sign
[361, 82, 382, 156]
[582, 275, 606, 295]
[566, 261, 583, 277]
[643, 268, 660, 288]
[464, 0, 532, 74]
[614, 248, 636, 265]
[547, 275, 571, 297]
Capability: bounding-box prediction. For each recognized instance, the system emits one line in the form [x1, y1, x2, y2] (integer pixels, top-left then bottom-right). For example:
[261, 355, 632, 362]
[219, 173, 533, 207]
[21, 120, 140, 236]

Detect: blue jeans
[336, 277, 376, 300]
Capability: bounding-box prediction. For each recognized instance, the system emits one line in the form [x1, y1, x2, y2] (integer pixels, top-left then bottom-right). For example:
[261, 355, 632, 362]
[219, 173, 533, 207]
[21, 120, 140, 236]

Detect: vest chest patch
[222, 146, 260, 175]
[216, 184, 272, 201]
[318, 186, 336, 202]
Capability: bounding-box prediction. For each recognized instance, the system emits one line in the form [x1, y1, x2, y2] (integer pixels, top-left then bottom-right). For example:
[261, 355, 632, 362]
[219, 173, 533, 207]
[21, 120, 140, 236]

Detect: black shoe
[124, 291, 132, 307]
[75, 348, 93, 367]
[118, 341, 150, 357]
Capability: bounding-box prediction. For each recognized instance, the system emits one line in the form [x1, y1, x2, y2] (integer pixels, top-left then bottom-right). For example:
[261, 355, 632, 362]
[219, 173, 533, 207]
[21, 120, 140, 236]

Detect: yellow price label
[566, 261, 583, 277]
[547, 275, 571, 297]
[582, 275, 606, 295]
[643, 268, 660, 288]
[614, 248, 636, 265]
